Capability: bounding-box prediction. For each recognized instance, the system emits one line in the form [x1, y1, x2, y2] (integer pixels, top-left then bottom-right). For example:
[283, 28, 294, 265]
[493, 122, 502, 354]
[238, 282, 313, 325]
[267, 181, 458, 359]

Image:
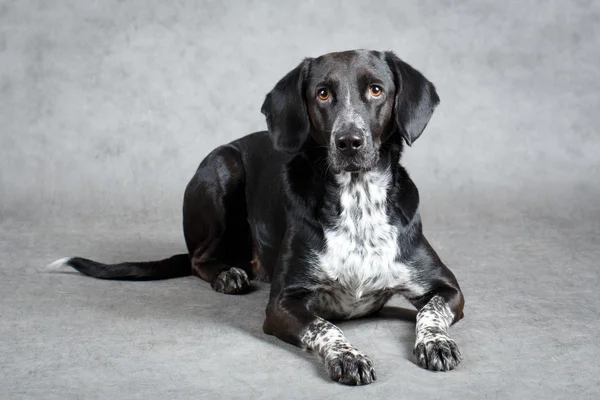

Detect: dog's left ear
[385, 52, 440, 146]
[261, 58, 312, 154]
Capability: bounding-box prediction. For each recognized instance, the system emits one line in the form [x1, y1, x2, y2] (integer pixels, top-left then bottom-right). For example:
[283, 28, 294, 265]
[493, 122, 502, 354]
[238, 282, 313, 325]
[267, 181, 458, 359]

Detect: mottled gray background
[1, 0, 599, 399]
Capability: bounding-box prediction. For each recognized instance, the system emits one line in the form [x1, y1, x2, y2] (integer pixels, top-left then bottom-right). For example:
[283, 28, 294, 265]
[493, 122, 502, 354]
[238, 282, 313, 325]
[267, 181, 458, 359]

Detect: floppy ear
[385, 52, 440, 146]
[261, 58, 312, 153]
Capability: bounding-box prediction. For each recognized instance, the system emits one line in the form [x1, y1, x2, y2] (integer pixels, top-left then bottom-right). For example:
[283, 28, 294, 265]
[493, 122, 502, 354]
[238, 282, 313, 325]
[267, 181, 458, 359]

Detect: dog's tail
[46, 254, 191, 280]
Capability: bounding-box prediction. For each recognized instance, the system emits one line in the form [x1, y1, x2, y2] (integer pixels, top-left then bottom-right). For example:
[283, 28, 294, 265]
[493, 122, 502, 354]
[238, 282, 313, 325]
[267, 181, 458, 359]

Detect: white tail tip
[45, 257, 73, 270]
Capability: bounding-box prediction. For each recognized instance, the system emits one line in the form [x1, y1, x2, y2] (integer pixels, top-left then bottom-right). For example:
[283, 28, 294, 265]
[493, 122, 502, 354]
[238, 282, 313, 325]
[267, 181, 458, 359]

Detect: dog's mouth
[342, 163, 366, 173]
[330, 154, 378, 174]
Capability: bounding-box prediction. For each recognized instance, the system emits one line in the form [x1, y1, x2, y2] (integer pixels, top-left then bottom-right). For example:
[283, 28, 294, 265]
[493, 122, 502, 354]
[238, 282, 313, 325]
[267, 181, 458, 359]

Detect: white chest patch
[311, 169, 418, 319]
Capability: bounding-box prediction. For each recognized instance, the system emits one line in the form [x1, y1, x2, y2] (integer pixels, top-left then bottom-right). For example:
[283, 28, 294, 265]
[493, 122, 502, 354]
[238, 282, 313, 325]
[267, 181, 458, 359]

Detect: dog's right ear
[261, 58, 312, 154]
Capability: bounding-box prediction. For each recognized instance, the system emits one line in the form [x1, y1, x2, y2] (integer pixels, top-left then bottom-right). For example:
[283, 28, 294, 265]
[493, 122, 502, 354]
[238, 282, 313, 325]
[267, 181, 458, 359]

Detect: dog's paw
[325, 349, 376, 386]
[211, 267, 250, 294]
[414, 334, 462, 371]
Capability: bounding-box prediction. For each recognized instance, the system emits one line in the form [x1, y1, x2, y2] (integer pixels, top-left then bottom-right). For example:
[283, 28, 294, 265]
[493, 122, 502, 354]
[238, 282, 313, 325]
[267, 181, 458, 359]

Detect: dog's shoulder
[388, 164, 421, 226]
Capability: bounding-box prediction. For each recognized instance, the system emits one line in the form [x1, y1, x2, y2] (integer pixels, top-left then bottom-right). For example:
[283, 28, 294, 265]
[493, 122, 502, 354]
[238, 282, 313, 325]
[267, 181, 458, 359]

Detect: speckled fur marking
[300, 317, 376, 385]
[414, 295, 462, 371]
[211, 267, 250, 294]
[311, 169, 424, 319]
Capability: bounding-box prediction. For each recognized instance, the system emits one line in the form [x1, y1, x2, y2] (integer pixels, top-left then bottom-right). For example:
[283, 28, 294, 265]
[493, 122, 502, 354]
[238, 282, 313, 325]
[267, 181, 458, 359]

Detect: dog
[49, 49, 465, 386]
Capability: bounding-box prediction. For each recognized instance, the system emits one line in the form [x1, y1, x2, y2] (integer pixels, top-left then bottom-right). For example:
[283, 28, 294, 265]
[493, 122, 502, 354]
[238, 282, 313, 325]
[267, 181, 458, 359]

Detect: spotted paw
[211, 267, 250, 294]
[414, 335, 462, 371]
[326, 349, 377, 386]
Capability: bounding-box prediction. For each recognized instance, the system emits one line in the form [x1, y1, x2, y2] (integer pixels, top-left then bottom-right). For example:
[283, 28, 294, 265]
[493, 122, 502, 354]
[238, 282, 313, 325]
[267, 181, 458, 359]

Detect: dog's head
[261, 50, 440, 173]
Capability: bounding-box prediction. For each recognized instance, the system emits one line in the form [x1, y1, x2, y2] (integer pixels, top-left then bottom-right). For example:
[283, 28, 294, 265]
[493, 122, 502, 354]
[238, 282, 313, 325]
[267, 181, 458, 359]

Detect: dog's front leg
[402, 239, 465, 371]
[263, 292, 376, 385]
[411, 290, 463, 371]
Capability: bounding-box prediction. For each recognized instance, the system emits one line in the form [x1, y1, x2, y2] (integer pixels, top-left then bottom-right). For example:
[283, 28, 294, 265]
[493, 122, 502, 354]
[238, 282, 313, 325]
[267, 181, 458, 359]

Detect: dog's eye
[369, 85, 383, 97]
[317, 88, 330, 101]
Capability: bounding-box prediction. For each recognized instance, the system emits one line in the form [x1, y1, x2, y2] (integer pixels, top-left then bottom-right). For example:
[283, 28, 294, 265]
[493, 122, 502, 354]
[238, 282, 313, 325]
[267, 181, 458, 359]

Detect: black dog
[50, 50, 465, 386]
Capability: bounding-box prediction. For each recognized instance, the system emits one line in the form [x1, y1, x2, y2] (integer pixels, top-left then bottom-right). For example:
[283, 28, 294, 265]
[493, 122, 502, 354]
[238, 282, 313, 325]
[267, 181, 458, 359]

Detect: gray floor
[2, 1, 600, 399]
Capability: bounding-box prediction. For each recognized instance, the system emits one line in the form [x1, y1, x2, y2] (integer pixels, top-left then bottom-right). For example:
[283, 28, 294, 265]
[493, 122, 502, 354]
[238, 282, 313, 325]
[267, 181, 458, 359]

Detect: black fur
[53, 50, 465, 386]
[65, 254, 189, 280]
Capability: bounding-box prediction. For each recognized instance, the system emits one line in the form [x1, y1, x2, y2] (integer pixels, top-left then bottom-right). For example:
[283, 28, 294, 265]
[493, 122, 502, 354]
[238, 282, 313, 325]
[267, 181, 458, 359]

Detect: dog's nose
[335, 134, 363, 155]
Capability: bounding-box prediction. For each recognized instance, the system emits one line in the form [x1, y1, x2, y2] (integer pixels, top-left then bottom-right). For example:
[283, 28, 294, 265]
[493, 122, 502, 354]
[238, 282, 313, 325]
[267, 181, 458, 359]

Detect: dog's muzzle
[330, 129, 376, 173]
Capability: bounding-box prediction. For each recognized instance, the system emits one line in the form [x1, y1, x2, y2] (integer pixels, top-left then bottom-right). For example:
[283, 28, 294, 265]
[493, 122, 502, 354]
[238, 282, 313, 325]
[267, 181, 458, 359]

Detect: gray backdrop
[1, 0, 599, 399]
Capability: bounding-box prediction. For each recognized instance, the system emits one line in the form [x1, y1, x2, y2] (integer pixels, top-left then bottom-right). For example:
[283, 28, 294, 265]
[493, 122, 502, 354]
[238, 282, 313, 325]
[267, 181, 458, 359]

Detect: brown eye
[370, 85, 383, 97]
[317, 88, 330, 101]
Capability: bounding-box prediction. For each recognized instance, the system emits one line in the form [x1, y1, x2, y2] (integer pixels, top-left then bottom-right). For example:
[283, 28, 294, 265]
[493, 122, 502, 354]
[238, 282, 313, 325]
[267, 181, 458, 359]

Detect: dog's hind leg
[183, 145, 253, 294]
